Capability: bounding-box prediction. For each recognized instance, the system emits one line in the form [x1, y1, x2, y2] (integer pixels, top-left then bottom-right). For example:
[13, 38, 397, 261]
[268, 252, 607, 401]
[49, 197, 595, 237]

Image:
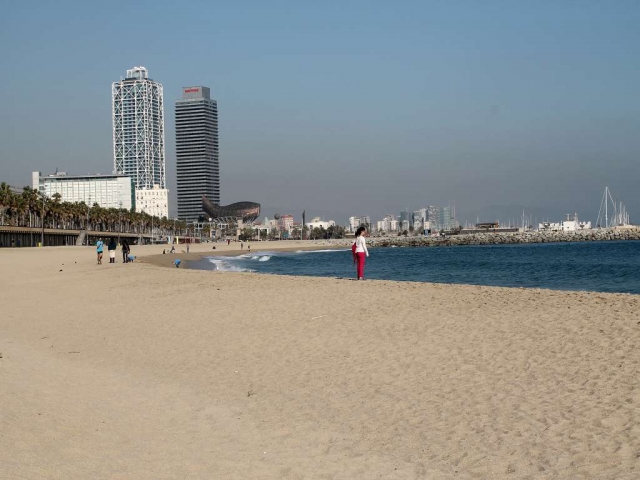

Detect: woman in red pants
[354, 226, 369, 280]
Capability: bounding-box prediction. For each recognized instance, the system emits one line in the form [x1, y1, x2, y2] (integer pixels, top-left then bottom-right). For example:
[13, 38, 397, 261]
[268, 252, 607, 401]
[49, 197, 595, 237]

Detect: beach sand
[1, 243, 639, 479]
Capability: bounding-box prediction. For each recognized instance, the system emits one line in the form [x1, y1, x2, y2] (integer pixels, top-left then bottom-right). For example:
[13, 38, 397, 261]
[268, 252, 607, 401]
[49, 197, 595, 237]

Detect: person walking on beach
[187, 243, 190, 254]
[121, 239, 130, 263]
[354, 226, 369, 280]
[107, 238, 117, 263]
[96, 238, 104, 265]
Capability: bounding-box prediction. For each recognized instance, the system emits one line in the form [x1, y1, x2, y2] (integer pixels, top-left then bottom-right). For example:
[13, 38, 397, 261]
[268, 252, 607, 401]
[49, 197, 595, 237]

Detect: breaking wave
[206, 258, 254, 272]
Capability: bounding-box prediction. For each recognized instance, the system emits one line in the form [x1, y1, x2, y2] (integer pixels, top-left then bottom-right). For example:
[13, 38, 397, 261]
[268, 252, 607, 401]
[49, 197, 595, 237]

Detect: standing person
[240, 241, 244, 250]
[187, 243, 190, 254]
[96, 238, 104, 265]
[354, 226, 369, 280]
[108, 238, 117, 263]
[121, 239, 130, 263]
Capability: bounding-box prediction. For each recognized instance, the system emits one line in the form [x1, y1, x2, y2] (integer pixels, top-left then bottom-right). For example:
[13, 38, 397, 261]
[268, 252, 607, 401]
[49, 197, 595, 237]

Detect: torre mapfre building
[175, 86, 219, 222]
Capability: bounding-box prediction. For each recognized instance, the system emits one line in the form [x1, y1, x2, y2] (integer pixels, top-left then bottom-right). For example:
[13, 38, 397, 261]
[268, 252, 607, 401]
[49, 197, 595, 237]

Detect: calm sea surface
[192, 241, 640, 294]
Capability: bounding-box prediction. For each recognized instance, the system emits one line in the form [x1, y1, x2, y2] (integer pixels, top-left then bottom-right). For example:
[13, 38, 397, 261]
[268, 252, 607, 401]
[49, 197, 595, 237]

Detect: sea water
[192, 241, 640, 294]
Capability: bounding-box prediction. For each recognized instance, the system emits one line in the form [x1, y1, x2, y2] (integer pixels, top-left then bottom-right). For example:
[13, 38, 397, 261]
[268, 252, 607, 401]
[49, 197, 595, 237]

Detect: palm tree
[1, 180, 194, 241]
[0, 182, 14, 225]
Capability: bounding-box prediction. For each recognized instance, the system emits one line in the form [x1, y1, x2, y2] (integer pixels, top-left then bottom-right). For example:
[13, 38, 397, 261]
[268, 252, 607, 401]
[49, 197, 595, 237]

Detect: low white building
[33, 171, 135, 210]
[307, 216, 336, 230]
[136, 185, 169, 218]
[538, 213, 591, 232]
[252, 216, 276, 235]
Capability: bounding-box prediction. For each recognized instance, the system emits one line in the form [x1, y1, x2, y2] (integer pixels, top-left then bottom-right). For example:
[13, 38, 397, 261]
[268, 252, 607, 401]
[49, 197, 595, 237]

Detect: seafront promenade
[0, 225, 156, 248]
[1, 243, 639, 479]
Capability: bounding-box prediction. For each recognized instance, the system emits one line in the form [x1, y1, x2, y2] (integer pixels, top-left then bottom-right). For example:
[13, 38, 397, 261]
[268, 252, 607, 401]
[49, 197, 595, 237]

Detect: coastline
[137, 242, 347, 269]
[1, 245, 639, 479]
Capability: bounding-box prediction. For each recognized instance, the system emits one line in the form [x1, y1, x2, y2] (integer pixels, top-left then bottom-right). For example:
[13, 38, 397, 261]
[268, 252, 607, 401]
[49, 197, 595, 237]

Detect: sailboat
[596, 187, 631, 228]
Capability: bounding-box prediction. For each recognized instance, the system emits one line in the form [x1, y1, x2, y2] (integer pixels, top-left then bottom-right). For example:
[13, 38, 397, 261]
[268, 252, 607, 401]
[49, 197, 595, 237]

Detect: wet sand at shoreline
[1, 243, 639, 479]
[137, 241, 347, 269]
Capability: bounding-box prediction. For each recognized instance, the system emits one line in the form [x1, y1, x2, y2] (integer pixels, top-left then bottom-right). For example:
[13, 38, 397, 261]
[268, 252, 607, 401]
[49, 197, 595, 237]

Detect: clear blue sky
[1, 0, 639, 224]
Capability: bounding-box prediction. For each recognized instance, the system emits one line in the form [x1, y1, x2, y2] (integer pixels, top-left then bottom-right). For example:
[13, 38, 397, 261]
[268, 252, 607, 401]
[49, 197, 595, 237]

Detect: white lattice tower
[112, 67, 165, 190]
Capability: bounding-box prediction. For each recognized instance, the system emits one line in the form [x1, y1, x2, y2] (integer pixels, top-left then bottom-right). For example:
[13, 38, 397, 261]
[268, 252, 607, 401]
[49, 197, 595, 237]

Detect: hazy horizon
[1, 1, 638, 226]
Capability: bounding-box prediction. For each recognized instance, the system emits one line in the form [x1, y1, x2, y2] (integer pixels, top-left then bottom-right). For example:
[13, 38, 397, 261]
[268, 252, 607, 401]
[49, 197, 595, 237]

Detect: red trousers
[356, 252, 366, 279]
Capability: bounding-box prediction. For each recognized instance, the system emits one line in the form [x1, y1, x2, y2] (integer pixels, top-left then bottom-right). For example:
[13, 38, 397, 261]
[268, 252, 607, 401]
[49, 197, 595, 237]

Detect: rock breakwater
[369, 227, 640, 248]
[307, 227, 640, 249]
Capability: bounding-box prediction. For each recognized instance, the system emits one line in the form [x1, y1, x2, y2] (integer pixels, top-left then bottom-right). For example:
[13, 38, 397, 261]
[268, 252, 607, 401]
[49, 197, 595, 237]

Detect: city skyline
[1, 2, 639, 225]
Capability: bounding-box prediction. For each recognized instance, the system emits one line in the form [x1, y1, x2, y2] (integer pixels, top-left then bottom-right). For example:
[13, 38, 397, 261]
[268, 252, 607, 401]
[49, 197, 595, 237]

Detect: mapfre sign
[184, 88, 200, 94]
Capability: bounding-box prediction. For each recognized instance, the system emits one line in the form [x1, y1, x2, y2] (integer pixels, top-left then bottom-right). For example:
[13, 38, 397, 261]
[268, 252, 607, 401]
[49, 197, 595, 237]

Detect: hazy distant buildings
[32, 171, 135, 210]
[175, 86, 219, 222]
[112, 66, 168, 217]
[277, 215, 294, 232]
[432, 206, 457, 232]
[399, 209, 412, 225]
[374, 205, 458, 234]
[348, 215, 371, 232]
[306, 217, 336, 230]
[377, 215, 398, 233]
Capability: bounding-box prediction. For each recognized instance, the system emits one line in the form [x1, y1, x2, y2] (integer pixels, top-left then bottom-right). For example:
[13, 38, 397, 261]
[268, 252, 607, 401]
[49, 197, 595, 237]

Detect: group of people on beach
[95, 238, 132, 265]
[94, 228, 371, 279]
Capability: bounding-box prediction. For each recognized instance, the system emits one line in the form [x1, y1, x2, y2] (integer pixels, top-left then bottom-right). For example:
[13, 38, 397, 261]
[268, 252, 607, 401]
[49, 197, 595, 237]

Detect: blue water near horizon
[193, 241, 640, 294]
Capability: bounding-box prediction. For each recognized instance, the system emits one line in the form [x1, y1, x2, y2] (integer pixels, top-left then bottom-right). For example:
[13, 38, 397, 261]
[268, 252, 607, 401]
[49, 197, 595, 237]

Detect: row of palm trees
[0, 183, 190, 237]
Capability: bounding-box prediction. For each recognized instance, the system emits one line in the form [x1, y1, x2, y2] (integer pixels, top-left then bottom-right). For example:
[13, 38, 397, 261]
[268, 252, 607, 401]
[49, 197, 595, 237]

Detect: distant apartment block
[377, 215, 399, 233]
[277, 214, 294, 232]
[348, 215, 371, 232]
[32, 171, 135, 210]
[175, 86, 219, 222]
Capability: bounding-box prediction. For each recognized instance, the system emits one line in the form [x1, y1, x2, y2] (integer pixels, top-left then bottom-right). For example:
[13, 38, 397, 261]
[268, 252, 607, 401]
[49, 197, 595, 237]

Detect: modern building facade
[136, 185, 168, 218]
[32, 171, 135, 210]
[175, 86, 219, 222]
[112, 66, 168, 217]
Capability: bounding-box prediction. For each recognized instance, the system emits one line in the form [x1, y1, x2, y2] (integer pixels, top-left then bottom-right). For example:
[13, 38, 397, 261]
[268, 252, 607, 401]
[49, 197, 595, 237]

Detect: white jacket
[355, 235, 369, 256]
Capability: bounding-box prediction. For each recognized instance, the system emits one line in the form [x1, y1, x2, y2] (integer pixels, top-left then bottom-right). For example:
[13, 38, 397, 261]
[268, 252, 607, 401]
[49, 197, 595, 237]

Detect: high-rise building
[175, 86, 219, 222]
[112, 66, 168, 217]
[400, 209, 412, 224]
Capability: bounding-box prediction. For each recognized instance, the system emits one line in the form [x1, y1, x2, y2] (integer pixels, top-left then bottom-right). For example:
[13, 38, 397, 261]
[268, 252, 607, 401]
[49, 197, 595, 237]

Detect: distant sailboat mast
[596, 186, 631, 228]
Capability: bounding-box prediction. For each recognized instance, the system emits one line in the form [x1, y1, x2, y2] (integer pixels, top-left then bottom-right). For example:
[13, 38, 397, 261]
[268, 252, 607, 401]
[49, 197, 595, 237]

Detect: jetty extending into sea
[339, 227, 640, 249]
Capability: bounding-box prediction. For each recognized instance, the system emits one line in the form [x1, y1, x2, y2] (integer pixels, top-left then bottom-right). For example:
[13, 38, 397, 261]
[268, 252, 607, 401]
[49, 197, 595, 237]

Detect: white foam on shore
[206, 258, 254, 272]
[294, 249, 348, 254]
[205, 248, 344, 272]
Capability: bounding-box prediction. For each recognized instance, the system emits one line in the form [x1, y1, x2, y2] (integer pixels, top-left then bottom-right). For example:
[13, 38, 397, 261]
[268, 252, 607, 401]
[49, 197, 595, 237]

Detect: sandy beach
[1, 242, 639, 479]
